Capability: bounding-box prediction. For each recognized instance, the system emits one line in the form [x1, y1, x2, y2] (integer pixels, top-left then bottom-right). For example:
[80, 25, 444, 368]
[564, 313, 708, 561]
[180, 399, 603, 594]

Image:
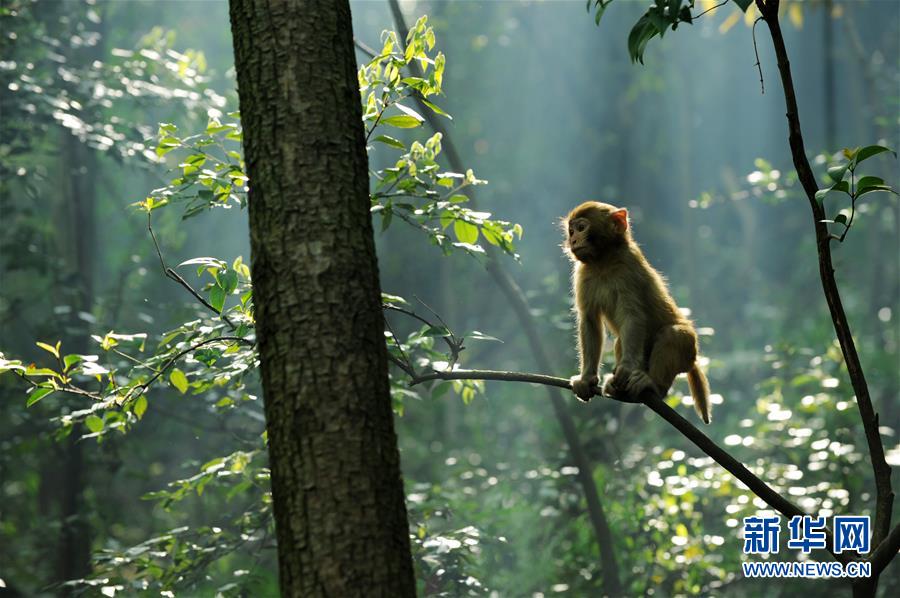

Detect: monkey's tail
[687, 363, 711, 424]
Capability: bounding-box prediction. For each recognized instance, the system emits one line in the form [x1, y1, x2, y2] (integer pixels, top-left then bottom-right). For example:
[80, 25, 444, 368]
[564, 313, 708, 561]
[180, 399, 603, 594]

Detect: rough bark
[229, 1, 415, 596]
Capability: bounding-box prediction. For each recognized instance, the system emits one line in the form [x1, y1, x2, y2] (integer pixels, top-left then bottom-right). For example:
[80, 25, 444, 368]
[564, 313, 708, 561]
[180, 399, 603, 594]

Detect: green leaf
[219, 270, 239, 294]
[421, 100, 452, 119]
[440, 212, 454, 230]
[134, 395, 148, 419]
[853, 144, 896, 166]
[627, 15, 659, 64]
[815, 180, 850, 202]
[373, 135, 405, 149]
[834, 213, 848, 225]
[482, 227, 502, 246]
[468, 331, 503, 343]
[26, 386, 55, 407]
[85, 415, 104, 433]
[169, 368, 189, 394]
[453, 220, 479, 244]
[381, 115, 423, 129]
[424, 326, 451, 337]
[63, 354, 83, 371]
[827, 164, 848, 183]
[647, 7, 668, 37]
[731, 0, 754, 10]
[856, 175, 885, 192]
[381, 293, 408, 305]
[594, 1, 607, 25]
[36, 341, 59, 358]
[209, 285, 226, 313]
[381, 209, 393, 232]
[857, 185, 896, 198]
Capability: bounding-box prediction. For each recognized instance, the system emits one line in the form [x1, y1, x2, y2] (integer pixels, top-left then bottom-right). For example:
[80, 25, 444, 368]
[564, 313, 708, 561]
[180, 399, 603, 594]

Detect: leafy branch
[815, 145, 898, 243]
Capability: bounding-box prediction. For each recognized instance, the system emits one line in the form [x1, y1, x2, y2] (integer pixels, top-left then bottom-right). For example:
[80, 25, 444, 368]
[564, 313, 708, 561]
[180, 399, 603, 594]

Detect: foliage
[588, 0, 817, 63]
[816, 145, 898, 242]
[0, 17, 521, 593]
[361, 18, 522, 258]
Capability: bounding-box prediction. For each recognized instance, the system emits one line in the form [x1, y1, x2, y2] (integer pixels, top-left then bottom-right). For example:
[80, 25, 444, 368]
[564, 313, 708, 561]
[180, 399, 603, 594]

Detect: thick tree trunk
[229, 1, 416, 596]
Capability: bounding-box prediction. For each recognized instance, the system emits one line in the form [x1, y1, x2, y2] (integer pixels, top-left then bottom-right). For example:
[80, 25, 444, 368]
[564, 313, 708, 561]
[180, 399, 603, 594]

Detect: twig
[383, 314, 416, 375]
[131, 335, 250, 400]
[413, 294, 463, 364]
[751, 17, 765, 95]
[382, 303, 462, 359]
[147, 214, 237, 330]
[694, 0, 728, 20]
[354, 38, 377, 60]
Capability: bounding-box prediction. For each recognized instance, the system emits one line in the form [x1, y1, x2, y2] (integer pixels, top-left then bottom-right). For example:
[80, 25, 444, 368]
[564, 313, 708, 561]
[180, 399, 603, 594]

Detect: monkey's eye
[575, 223, 586, 233]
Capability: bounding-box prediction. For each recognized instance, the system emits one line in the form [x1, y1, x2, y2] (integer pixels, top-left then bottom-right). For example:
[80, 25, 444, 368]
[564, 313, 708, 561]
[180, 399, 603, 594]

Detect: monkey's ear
[611, 208, 629, 232]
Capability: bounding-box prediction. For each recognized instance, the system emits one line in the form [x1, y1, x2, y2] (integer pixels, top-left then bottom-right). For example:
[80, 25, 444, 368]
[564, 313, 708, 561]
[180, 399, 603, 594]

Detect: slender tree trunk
[229, 1, 415, 596]
[55, 87, 96, 597]
[758, 0, 895, 594]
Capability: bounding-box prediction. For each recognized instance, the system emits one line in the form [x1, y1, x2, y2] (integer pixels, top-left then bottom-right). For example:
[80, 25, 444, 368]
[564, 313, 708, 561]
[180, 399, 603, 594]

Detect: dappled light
[0, 0, 898, 596]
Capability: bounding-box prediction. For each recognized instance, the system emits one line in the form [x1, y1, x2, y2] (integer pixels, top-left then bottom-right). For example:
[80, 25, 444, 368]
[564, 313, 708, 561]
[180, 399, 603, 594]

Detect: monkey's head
[562, 201, 630, 263]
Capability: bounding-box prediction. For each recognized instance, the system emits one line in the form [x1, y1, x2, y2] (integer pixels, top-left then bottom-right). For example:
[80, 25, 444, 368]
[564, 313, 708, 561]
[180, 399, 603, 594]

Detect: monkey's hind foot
[624, 370, 658, 398]
[602, 373, 628, 399]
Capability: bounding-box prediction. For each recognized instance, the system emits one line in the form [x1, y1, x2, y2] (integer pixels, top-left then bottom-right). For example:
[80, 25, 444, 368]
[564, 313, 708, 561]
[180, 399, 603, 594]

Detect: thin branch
[354, 38, 377, 60]
[383, 303, 462, 359]
[407, 366, 851, 564]
[148, 214, 237, 329]
[383, 314, 416, 375]
[693, 0, 728, 20]
[410, 368, 604, 395]
[751, 17, 765, 95]
[757, 0, 894, 553]
[131, 335, 250, 400]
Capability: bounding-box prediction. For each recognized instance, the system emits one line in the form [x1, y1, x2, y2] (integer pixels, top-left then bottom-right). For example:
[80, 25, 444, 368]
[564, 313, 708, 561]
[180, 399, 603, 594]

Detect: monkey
[562, 201, 712, 424]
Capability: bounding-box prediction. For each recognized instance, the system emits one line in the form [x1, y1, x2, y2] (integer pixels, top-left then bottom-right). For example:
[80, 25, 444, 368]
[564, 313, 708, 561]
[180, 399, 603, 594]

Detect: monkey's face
[563, 202, 630, 263]
[566, 217, 596, 263]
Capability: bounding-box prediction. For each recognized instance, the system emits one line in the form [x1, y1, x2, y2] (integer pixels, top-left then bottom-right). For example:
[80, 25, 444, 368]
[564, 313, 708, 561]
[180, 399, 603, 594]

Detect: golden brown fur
[563, 201, 712, 423]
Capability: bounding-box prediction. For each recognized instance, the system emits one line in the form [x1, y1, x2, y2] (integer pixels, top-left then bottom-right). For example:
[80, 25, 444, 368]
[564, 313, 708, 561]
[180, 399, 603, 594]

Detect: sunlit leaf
[381, 115, 423, 129]
[453, 219, 479, 244]
[169, 368, 189, 394]
[133, 395, 148, 419]
[26, 386, 55, 407]
[36, 341, 60, 358]
[373, 134, 406, 149]
[85, 415, 104, 433]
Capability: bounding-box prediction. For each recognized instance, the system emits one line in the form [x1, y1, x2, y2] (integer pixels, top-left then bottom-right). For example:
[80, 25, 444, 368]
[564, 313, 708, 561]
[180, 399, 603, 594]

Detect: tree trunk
[229, 1, 416, 596]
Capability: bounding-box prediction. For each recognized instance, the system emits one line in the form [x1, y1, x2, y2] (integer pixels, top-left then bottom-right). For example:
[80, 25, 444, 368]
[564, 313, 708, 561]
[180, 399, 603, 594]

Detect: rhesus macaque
[563, 201, 712, 424]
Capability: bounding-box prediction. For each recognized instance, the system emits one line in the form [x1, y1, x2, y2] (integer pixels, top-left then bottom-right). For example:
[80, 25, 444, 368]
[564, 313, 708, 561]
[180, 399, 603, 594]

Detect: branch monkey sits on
[562, 201, 712, 423]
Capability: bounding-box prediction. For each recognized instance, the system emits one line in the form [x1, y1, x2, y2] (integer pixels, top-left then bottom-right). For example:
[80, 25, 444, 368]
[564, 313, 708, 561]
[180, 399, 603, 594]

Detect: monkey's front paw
[625, 369, 658, 397]
[570, 374, 599, 402]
